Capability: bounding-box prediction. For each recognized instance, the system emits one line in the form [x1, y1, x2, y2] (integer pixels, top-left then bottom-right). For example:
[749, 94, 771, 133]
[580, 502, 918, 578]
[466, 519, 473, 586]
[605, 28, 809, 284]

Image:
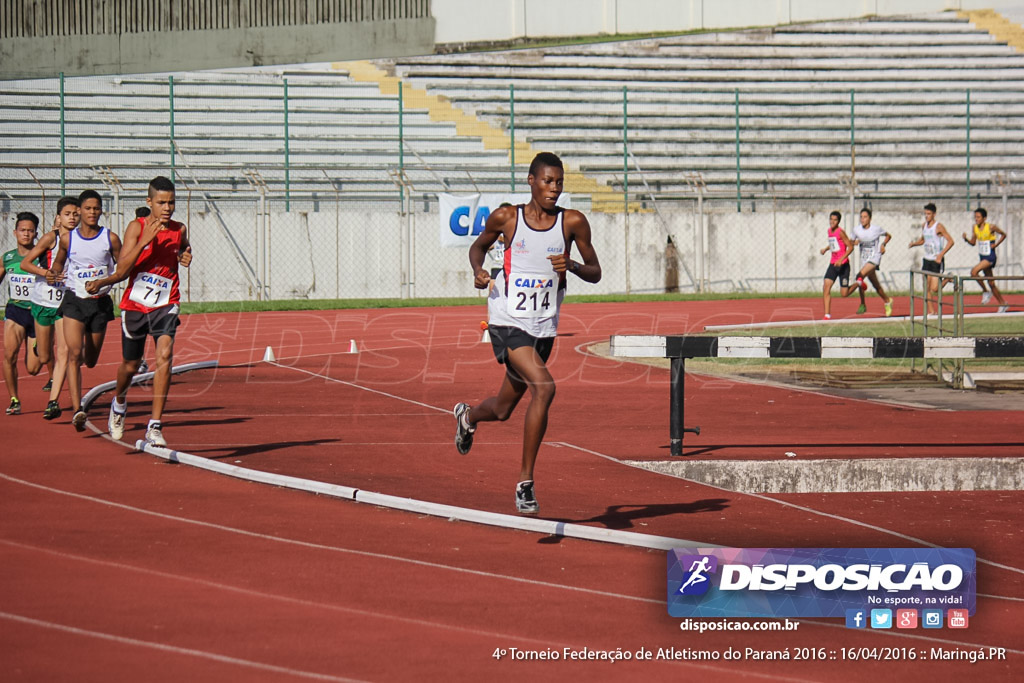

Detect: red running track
[1, 296, 1021, 681]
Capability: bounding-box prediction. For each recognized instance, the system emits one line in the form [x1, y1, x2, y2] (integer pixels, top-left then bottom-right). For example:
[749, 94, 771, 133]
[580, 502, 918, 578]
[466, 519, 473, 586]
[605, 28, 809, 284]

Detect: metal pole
[623, 85, 631, 294]
[697, 190, 705, 293]
[398, 85, 404, 204]
[169, 76, 175, 183]
[966, 88, 971, 211]
[510, 83, 515, 192]
[850, 89, 856, 182]
[670, 358, 685, 457]
[59, 72, 65, 193]
[735, 88, 741, 212]
[284, 78, 290, 211]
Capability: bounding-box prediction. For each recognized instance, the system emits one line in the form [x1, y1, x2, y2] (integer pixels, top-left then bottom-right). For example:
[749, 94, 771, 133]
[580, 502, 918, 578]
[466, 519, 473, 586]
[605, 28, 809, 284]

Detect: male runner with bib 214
[86, 176, 192, 447]
[453, 153, 601, 515]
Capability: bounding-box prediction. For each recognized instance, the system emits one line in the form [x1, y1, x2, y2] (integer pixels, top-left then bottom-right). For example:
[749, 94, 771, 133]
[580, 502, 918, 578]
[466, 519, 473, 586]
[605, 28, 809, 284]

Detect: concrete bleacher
[389, 12, 1024, 202]
[1, 11, 1024, 204]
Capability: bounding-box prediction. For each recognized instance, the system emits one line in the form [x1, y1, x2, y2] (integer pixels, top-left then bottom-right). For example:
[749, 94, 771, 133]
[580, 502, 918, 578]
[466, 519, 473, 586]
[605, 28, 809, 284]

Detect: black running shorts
[824, 261, 850, 287]
[121, 305, 181, 361]
[488, 325, 555, 378]
[58, 291, 115, 332]
[922, 259, 944, 274]
[4, 302, 35, 338]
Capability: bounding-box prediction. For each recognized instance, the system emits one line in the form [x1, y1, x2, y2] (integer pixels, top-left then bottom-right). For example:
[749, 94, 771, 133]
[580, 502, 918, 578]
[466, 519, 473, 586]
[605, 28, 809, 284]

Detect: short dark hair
[528, 152, 563, 177]
[924, 202, 937, 213]
[79, 189, 103, 206]
[135, 206, 151, 218]
[56, 196, 79, 213]
[860, 207, 872, 219]
[830, 211, 841, 221]
[15, 211, 39, 229]
[148, 175, 175, 197]
[975, 207, 987, 219]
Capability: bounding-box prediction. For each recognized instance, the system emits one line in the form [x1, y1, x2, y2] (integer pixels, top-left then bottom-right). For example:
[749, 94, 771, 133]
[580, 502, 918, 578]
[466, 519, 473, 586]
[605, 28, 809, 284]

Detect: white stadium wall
[432, 0, 1023, 44]
[170, 205, 1022, 301]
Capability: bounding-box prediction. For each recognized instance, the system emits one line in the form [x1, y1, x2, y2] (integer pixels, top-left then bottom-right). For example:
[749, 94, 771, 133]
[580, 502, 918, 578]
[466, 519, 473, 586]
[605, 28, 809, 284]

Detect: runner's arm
[991, 224, 1006, 250]
[470, 206, 514, 289]
[87, 222, 147, 290]
[19, 233, 56, 278]
[557, 210, 602, 284]
[936, 225, 954, 262]
[46, 233, 70, 284]
[840, 230, 854, 262]
[178, 228, 192, 268]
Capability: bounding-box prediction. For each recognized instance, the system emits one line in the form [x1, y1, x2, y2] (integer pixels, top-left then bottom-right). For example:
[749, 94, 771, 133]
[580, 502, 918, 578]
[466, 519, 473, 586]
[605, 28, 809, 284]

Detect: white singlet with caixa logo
[487, 206, 567, 338]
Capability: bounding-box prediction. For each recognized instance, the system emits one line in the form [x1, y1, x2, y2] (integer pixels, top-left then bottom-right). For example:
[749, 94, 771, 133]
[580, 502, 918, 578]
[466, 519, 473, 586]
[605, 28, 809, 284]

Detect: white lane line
[263, 357, 1024, 577]
[0, 538, 587, 647]
[0, 611, 365, 682]
[0, 472, 661, 606]
[555, 440, 1024, 577]
[0, 542, 824, 682]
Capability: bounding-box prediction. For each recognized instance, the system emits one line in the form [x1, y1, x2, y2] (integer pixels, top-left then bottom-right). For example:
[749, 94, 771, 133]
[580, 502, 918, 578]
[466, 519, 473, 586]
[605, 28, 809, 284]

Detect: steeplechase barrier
[609, 335, 1024, 456]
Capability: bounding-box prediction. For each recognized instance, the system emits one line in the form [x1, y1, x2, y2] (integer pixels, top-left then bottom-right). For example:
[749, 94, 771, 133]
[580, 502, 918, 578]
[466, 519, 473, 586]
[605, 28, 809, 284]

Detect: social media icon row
[845, 608, 968, 629]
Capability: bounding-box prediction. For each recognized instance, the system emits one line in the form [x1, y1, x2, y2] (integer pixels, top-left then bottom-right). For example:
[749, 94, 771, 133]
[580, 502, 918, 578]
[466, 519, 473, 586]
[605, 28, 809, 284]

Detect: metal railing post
[966, 88, 971, 211]
[510, 83, 515, 192]
[284, 78, 290, 211]
[398, 85, 404, 204]
[623, 85, 630, 295]
[59, 72, 65, 193]
[169, 76, 175, 183]
[735, 88, 741, 212]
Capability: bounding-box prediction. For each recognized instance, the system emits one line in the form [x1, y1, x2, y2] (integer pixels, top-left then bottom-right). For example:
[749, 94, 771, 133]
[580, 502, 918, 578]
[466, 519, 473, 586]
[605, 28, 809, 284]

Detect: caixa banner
[667, 548, 975, 618]
[438, 193, 572, 248]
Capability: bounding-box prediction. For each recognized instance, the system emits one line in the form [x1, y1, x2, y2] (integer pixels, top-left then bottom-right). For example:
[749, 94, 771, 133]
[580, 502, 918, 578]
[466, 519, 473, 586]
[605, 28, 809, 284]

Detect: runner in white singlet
[850, 207, 894, 316]
[907, 203, 953, 316]
[46, 189, 122, 431]
[19, 196, 79, 419]
[452, 153, 602, 516]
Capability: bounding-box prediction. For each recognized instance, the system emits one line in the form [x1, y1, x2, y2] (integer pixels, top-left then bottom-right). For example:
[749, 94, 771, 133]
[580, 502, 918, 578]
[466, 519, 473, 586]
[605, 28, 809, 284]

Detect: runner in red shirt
[85, 176, 192, 447]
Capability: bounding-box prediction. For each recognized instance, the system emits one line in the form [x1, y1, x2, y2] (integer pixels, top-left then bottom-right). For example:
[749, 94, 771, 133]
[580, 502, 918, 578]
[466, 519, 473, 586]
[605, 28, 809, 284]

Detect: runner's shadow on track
[123, 405, 225, 419]
[676, 442, 1024, 456]
[190, 438, 342, 460]
[157, 417, 251, 429]
[541, 499, 730, 542]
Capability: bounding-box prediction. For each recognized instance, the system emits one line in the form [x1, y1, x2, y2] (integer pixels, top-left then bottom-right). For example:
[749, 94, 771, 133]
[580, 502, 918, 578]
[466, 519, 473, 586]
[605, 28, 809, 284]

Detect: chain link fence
[2, 73, 1023, 302]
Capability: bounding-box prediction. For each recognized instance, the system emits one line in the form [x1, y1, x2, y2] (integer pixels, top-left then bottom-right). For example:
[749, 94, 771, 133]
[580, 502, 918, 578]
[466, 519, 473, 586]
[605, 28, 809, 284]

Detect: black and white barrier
[609, 335, 1024, 456]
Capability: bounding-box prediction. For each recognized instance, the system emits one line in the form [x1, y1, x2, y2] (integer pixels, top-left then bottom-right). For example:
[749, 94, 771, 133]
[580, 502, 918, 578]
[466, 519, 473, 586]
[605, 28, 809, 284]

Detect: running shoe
[6, 398, 21, 415]
[42, 400, 62, 420]
[108, 401, 126, 440]
[997, 304, 1009, 314]
[823, 314, 831, 320]
[981, 292, 992, 305]
[857, 277, 867, 292]
[453, 402, 475, 455]
[856, 304, 867, 315]
[138, 359, 150, 374]
[41, 378, 52, 392]
[145, 422, 167, 447]
[884, 300, 893, 317]
[71, 410, 87, 432]
[515, 480, 539, 515]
